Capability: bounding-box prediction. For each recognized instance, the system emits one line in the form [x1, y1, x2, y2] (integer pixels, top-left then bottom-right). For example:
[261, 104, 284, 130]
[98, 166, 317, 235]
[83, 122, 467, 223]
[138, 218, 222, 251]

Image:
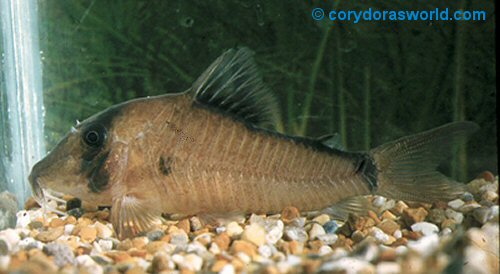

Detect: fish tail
[369, 121, 479, 203]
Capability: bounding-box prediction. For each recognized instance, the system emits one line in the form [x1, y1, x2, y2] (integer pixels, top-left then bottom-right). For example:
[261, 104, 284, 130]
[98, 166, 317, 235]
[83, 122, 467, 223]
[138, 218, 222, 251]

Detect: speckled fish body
[29, 48, 478, 238]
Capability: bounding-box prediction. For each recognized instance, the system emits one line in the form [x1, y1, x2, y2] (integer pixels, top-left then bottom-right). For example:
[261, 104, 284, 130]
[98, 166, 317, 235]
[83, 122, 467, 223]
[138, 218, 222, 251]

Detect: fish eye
[82, 124, 107, 148]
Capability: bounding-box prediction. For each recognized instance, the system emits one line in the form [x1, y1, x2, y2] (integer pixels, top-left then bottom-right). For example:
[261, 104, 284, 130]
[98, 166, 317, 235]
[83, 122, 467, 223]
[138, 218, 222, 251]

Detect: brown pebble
[441, 218, 457, 229]
[128, 248, 148, 258]
[368, 210, 381, 224]
[152, 253, 173, 272]
[125, 266, 146, 274]
[132, 237, 148, 250]
[35, 226, 64, 242]
[117, 239, 134, 251]
[308, 240, 323, 252]
[146, 241, 172, 254]
[303, 259, 321, 273]
[351, 230, 365, 243]
[347, 214, 367, 231]
[176, 219, 191, 233]
[24, 197, 39, 210]
[281, 206, 300, 223]
[65, 216, 77, 225]
[381, 210, 397, 220]
[231, 240, 257, 257]
[379, 248, 397, 261]
[96, 210, 110, 221]
[402, 207, 428, 225]
[477, 171, 495, 182]
[377, 219, 400, 235]
[403, 230, 423, 240]
[105, 251, 134, 263]
[78, 226, 97, 243]
[211, 260, 229, 272]
[289, 240, 304, 255]
[213, 232, 231, 251]
[49, 218, 66, 228]
[29, 221, 44, 230]
[392, 201, 409, 215]
[391, 237, 408, 247]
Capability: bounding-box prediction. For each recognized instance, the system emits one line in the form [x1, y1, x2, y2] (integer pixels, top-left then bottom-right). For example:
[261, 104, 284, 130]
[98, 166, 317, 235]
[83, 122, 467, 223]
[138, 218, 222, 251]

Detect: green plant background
[38, 0, 496, 182]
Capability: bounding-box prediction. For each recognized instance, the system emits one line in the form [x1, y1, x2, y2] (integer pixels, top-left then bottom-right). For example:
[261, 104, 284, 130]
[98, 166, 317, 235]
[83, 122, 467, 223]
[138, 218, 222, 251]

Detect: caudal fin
[370, 121, 479, 203]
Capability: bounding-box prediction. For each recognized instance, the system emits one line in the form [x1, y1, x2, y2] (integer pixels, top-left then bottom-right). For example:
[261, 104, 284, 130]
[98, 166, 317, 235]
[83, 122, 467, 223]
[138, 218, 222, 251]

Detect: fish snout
[29, 163, 45, 204]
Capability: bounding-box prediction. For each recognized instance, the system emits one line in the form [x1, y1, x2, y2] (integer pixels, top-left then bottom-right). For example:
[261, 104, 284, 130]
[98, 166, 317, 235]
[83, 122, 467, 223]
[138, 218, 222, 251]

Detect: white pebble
[376, 262, 401, 274]
[94, 222, 113, 239]
[76, 255, 103, 274]
[173, 253, 203, 272]
[266, 221, 284, 244]
[448, 199, 465, 210]
[369, 227, 389, 244]
[372, 196, 387, 208]
[393, 229, 402, 239]
[226, 222, 243, 237]
[64, 224, 75, 235]
[0, 229, 20, 248]
[407, 234, 439, 257]
[317, 234, 338, 245]
[0, 255, 10, 271]
[215, 226, 226, 234]
[258, 244, 272, 258]
[411, 222, 439, 236]
[309, 223, 326, 240]
[17, 237, 43, 251]
[320, 257, 375, 273]
[209, 242, 221, 254]
[284, 227, 308, 242]
[98, 239, 113, 252]
[220, 263, 235, 274]
[319, 245, 333, 256]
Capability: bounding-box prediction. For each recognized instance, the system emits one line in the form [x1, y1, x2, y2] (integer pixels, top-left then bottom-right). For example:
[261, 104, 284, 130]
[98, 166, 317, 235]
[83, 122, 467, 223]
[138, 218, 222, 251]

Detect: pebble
[79, 226, 97, 243]
[213, 232, 230, 251]
[320, 257, 375, 273]
[43, 242, 75, 267]
[472, 207, 492, 224]
[323, 220, 338, 234]
[447, 199, 465, 210]
[312, 214, 330, 225]
[146, 230, 164, 242]
[281, 206, 300, 223]
[97, 239, 113, 252]
[226, 222, 243, 238]
[35, 226, 64, 242]
[308, 223, 325, 240]
[190, 216, 203, 231]
[265, 221, 283, 244]
[481, 190, 498, 202]
[411, 222, 439, 236]
[377, 219, 400, 235]
[407, 234, 439, 257]
[284, 227, 308, 242]
[445, 208, 464, 224]
[372, 196, 386, 208]
[402, 207, 428, 225]
[317, 234, 338, 245]
[94, 222, 113, 239]
[169, 230, 189, 247]
[241, 223, 266, 246]
[369, 227, 390, 245]
[146, 241, 175, 255]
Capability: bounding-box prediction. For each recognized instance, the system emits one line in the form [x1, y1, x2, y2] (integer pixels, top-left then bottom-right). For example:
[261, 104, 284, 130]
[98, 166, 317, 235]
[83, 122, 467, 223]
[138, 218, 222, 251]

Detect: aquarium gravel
[0, 177, 498, 274]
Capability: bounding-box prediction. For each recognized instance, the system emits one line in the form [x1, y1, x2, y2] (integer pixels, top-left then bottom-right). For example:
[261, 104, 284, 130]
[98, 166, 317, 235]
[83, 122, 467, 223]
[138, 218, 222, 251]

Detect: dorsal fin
[191, 47, 280, 128]
[316, 133, 345, 150]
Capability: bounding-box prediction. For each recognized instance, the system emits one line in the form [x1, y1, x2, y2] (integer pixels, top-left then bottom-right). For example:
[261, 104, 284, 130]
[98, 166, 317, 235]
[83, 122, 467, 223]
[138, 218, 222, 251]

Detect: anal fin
[111, 195, 164, 239]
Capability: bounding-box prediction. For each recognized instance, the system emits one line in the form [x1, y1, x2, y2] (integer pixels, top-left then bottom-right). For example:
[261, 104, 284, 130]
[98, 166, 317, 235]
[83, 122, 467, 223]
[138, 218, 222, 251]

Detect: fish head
[29, 104, 125, 206]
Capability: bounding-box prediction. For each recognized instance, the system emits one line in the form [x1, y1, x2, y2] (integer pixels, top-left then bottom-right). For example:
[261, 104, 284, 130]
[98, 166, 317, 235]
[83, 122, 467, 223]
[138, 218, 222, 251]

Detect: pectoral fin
[111, 194, 164, 239]
[322, 196, 372, 220]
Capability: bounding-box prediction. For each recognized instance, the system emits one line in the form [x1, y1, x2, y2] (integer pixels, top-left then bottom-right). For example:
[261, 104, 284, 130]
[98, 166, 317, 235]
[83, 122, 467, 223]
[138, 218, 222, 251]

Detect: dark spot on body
[159, 156, 173, 176]
[66, 198, 82, 211]
[355, 154, 378, 192]
[88, 152, 110, 193]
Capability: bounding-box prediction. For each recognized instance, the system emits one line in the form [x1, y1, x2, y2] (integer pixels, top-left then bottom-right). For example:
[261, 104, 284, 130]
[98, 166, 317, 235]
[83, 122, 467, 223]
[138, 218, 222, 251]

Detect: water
[0, 0, 45, 207]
